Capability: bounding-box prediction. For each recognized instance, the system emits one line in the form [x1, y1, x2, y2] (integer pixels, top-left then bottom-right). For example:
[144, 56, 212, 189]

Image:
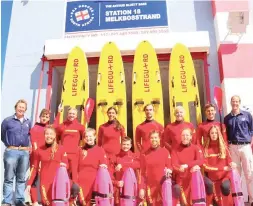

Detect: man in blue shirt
[1, 99, 32, 206]
[224, 95, 253, 206]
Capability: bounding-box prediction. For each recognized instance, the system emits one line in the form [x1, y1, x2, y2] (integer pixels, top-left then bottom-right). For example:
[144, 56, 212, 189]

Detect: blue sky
[1, 1, 13, 83]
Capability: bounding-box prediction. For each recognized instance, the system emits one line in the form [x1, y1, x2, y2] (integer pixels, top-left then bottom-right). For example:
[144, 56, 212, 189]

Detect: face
[209, 127, 218, 141]
[84, 131, 96, 145]
[45, 129, 56, 144]
[67, 109, 77, 121]
[15, 103, 26, 117]
[205, 107, 216, 120]
[107, 109, 117, 121]
[145, 105, 154, 119]
[150, 133, 160, 148]
[121, 140, 132, 152]
[175, 108, 184, 121]
[181, 129, 192, 145]
[231, 96, 240, 111]
[40, 114, 50, 124]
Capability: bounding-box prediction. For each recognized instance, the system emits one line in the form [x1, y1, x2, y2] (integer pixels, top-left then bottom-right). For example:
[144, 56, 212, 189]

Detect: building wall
[1, 0, 219, 124]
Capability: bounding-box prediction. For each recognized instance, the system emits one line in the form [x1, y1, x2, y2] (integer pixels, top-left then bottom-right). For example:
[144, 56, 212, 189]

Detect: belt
[229, 142, 250, 145]
[8, 146, 31, 151]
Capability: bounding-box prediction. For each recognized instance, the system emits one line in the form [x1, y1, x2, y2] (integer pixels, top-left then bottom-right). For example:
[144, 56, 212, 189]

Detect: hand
[224, 166, 231, 171]
[58, 104, 63, 112]
[117, 180, 124, 188]
[139, 189, 145, 199]
[99, 164, 107, 168]
[190, 165, 200, 172]
[229, 162, 237, 169]
[179, 164, 188, 172]
[115, 164, 122, 172]
[60, 162, 67, 167]
[165, 168, 172, 177]
[26, 185, 31, 195]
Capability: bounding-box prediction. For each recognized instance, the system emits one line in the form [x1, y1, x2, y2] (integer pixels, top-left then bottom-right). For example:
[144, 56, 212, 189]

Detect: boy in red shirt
[197, 103, 227, 147]
[135, 104, 164, 153]
[29, 109, 50, 205]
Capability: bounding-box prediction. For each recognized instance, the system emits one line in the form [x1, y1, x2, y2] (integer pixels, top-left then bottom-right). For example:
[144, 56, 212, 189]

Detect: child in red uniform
[197, 103, 227, 147]
[135, 104, 164, 153]
[203, 125, 236, 205]
[113, 137, 140, 205]
[171, 128, 204, 206]
[139, 130, 172, 205]
[26, 125, 68, 206]
[72, 128, 108, 206]
[29, 109, 50, 206]
[98, 107, 126, 178]
[55, 107, 85, 178]
[164, 106, 196, 152]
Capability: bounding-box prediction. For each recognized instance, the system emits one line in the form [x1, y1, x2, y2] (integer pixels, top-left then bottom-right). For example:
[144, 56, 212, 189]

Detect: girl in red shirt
[98, 107, 126, 178]
[26, 125, 68, 206]
[171, 128, 204, 205]
[139, 130, 172, 205]
[72, 128, 108, 206]
[203, 125, 236, 205]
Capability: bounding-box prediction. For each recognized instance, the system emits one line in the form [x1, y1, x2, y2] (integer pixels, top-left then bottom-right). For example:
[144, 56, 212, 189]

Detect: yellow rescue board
[60, 46, 89, 124]
[169, 43, 202, 126]
[132, 41, 164, 151]
[96, 42, 127, 132]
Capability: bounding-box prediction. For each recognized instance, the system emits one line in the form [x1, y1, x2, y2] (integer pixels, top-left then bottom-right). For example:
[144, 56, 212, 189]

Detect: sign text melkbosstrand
[65, 1, 168, 33]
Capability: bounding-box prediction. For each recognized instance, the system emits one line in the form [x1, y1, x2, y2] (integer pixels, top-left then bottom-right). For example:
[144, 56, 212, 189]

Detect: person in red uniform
[197, 103, 227, 147]
[29, 109, 50, 206]
[72, 128, 108, 206]
[135, 104, 164, 153]
[113, 137, 140, 205]
[54, 106, 85, 178]
[139, 130, 172, 205]
[171, 128, 204, 206]
[26, 125, 68, 206]
[98, 107, 126, 177]
[164, 106, 196, 152]
[203, 125, 236, 206]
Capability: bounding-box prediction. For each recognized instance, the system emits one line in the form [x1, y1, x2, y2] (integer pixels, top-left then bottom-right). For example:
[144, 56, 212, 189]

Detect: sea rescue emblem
[70, 4, 94, 27]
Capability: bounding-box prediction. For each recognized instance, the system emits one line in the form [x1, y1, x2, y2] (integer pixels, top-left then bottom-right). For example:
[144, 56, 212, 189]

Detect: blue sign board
[65, 1, 168, 33]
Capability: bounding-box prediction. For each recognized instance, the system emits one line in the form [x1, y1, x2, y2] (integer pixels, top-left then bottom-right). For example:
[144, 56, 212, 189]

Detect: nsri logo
[70, 4, 94, 27]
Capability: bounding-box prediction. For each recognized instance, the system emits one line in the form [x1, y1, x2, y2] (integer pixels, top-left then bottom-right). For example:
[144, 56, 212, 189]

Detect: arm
[30, 128, 38, 151]
[221, 124, 228, 144]
[171, 151, 181, 172]
[203, 158, 223, 172]
[27, 150, 40, 186]
[139, 154, 147, 189]
[191, 124, 197, 145]
[163, 127, 172, 152]
[135, 126, 142, 152]
[187, 147, 204, 168]
[160, 126, 165, 147]
[99, 148, 108, 166]
[97, 126, 103, 147]
[1, 119, 7, 146]
[196, 125, 203, 146]
[71, 150, 80, 183]
[248, 113, 253, 146]
[60, 149, 69, 167]
[53, 112, 61, 128]
[120, 126, 126, 138]
[121, 153, 140, 170]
